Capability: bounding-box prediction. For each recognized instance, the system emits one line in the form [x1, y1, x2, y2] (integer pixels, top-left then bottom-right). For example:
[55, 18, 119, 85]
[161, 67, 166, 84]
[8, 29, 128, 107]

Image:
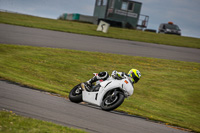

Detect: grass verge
[0, 11, 200, 49]
[0, 44, 199, 132]
[0, 110, 87, 133]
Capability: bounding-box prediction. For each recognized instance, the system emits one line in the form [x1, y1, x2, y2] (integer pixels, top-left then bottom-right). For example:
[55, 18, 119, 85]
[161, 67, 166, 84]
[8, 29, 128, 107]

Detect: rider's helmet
[128, 69, 141, 84]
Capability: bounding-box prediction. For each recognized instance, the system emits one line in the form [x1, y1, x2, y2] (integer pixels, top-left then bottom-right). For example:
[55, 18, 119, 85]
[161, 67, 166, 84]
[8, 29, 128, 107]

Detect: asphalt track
[0, 24, 196, 132]
[0, 81, 187, 133]
[0, 23, 200, 63]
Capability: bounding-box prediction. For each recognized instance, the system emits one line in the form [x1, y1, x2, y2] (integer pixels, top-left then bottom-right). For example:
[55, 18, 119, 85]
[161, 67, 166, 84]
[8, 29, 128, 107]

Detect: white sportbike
[69, 74, 134, 111]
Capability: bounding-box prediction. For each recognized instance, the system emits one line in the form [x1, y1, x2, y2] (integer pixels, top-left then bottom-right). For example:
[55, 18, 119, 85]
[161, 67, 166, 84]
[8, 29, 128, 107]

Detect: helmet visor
[131, 72, 139, 83]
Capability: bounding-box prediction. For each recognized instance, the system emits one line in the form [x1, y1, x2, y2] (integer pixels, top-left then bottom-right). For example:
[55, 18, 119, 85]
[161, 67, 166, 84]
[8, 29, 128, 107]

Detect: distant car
[158, 22, 181, 36]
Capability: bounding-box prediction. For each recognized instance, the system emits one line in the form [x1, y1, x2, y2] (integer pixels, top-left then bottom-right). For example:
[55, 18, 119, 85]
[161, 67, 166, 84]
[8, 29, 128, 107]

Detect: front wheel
[100, 90, 124, 111]
[69, 84, 83, 103]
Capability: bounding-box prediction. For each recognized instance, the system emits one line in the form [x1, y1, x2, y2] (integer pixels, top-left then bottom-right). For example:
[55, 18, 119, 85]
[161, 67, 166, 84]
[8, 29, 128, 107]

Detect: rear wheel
[100, 90, 124, 111]
[69, 84, 83, 103]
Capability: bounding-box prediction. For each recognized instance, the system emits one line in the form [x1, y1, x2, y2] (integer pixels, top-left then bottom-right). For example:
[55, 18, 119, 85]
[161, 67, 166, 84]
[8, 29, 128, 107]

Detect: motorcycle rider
[83, 69, 141, 91]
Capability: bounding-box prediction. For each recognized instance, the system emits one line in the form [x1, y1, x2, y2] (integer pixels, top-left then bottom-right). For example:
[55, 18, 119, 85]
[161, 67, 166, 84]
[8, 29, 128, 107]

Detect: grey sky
[0, 0, 199, 38]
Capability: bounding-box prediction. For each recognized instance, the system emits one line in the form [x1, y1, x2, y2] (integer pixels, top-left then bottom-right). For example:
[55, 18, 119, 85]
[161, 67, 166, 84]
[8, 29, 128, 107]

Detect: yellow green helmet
[128, 69, 141, 83]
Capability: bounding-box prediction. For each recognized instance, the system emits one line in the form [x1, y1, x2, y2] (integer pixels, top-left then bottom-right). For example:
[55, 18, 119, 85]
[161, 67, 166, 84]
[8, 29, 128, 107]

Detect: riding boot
[87, 76, 98, 86]
[84, 76, 98, 91]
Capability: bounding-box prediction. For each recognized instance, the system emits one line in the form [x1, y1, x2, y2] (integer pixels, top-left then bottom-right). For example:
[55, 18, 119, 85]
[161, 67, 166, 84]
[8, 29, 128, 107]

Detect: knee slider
[97, 71, 109, 80]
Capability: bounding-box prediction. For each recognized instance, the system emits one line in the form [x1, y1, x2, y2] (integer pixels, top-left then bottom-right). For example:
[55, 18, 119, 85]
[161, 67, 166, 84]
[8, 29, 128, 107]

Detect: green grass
[0, 44, 199, 132]
[0, 111, 87, 133]
[0, 11, 200, 49]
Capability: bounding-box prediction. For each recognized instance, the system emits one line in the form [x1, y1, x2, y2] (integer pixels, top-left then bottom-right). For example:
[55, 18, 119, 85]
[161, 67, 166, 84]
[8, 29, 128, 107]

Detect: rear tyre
[69, 84, 83, 103]
[100, 90, 124, 111]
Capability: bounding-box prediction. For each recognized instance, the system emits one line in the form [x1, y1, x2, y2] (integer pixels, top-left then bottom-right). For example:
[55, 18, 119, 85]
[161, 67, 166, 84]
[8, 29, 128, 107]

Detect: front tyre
[100, 90, 124, 111]
[69, 84, 83, 103]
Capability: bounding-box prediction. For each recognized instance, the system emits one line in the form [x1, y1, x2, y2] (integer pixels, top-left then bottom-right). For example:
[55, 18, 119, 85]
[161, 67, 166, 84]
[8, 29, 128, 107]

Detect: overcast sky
[0, 0, 199, 38]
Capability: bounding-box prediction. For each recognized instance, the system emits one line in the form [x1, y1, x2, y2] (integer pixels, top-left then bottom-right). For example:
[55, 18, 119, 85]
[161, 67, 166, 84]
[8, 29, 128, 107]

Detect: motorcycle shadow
[78, 101, 147, 121]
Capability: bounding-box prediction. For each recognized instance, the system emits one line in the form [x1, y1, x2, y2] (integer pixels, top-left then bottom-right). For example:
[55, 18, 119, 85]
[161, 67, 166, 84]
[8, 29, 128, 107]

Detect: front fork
[111, 89, 118, 98]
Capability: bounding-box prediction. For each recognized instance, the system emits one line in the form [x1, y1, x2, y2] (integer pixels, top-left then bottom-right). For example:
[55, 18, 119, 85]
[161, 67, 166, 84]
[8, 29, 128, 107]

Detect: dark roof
[128, 0, 142, 4]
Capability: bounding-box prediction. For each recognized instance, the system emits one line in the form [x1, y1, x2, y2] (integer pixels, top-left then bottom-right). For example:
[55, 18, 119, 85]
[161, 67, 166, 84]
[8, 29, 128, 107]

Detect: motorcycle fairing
[82, 78, 133, 106]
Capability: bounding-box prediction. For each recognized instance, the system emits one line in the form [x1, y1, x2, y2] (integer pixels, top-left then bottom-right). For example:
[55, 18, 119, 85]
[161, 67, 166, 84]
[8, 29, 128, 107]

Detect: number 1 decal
[95, 93, 98, 100]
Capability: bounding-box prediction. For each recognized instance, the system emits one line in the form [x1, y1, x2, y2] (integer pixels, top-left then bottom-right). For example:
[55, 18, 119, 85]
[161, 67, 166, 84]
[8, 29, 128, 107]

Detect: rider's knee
[97, 71, 109, 80]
